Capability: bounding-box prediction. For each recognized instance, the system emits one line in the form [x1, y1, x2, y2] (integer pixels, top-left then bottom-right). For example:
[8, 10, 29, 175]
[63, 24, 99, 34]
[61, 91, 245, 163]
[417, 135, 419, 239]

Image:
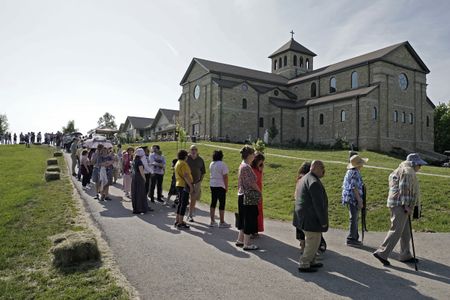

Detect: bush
[333, 138, 350, 150]
[47, 158, 58, 165]
[45, 171, 60, 181]
[50, 231, 100, 268]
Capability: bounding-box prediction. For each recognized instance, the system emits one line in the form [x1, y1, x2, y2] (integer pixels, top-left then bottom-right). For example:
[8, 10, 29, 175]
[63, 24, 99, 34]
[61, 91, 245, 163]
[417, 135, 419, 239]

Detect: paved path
[200, 143, 450, 179]
[66, 155, 450, 299]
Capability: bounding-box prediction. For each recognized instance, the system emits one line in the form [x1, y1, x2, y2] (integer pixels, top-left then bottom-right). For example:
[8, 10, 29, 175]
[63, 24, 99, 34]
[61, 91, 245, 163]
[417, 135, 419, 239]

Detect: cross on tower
[290, 30, 295, 39]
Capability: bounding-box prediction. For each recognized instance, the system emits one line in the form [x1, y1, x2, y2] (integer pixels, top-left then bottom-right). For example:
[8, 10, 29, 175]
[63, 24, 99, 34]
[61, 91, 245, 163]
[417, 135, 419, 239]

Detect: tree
[268, 124, 279, 144]
[62, 120, 78, 134]
[434, 102, 450, 153]
[0, 114, 9, 135]
[97, 112, 117, 129]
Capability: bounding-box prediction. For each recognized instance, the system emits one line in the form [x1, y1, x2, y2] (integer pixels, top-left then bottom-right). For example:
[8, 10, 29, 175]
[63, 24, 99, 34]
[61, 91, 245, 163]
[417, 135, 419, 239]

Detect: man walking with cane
[373, 153, 426, 267]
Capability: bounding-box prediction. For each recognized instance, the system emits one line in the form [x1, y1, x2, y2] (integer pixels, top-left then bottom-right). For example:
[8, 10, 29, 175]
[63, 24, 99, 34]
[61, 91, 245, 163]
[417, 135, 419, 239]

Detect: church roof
[269, 38, 317, 58]
[269, 85, 378, 109]
[180, 58, 288, 85]
[288, 41, 430, 85]
[211, 78, 296, 99]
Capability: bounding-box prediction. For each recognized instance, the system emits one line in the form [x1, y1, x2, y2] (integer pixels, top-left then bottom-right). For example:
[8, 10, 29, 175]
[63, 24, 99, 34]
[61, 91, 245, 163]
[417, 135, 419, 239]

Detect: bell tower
[269, 31, 317, 79]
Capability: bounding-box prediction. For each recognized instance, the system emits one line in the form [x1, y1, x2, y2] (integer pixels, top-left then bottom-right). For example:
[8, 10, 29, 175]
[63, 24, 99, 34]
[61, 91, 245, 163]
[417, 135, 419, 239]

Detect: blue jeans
[347, 204, 359, 241]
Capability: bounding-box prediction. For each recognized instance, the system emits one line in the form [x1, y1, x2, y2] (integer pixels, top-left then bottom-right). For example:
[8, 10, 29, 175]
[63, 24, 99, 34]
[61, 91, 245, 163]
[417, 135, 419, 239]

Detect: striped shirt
[387, 161, 419, 208]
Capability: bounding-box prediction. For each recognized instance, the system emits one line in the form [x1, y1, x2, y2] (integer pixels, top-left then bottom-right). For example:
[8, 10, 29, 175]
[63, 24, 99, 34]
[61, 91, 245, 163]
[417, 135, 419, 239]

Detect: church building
[178, 34, 435, 152]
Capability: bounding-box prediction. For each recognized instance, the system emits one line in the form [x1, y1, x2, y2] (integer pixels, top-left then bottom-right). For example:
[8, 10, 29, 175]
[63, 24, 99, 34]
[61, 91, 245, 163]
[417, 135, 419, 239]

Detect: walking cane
[408, 215, 418, 271]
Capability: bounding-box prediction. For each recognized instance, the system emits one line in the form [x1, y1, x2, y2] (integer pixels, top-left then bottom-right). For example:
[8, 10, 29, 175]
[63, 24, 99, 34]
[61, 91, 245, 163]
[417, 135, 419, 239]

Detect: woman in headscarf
[131, 148, 153, 214]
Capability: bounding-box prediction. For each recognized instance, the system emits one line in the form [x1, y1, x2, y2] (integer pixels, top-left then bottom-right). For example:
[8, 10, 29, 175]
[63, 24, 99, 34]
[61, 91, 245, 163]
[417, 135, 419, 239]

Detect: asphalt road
[67, 155, 450, 300]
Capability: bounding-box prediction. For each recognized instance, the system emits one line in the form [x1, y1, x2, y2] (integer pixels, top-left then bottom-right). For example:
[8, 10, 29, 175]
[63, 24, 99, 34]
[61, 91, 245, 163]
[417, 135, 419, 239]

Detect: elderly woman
[235, 145, 261, 251]
[341, 155, 368, 247]
[131, 148, 152, 214]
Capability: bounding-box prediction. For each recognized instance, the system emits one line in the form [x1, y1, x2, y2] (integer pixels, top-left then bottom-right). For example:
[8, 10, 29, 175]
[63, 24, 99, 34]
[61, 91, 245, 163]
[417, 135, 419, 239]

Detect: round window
[399, 73, 408, 91]
[194, 85, 200, 100]
[274, 90, 279, 96]
[241, 83, 248, 91]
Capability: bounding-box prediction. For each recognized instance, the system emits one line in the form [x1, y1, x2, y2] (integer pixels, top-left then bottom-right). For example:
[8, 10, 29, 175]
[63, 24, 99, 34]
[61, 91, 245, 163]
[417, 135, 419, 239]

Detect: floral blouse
[341, 168, 364, 206]
[238, 162, 257, 195]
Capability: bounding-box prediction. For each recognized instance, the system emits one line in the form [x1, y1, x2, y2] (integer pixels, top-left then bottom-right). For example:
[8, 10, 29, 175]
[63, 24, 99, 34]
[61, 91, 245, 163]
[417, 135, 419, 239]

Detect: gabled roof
[269, 38, 316, 58]
[426, 97, 436, 109]
[149, 109, 179, 129]
[126, 116, 154, 129]
[288, 41, 430, 85]
[180, 58, 288, 86]
[160, 109, 178, 122]
[269, 85, 378, 109]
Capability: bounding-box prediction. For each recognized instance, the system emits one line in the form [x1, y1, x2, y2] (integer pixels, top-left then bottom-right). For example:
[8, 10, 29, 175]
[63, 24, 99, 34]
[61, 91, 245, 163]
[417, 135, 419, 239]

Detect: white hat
[135, 148, 145, 157]
[347, 155, 369, 170]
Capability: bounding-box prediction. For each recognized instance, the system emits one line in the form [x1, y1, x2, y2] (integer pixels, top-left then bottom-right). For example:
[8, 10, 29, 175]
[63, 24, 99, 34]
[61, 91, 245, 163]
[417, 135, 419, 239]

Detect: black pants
[237, 194, 258, 235]
[150, 173, 164, 200]
[176, 187, 189, 216]
[210, 187, 226, 210]
[145, 173, 151, 196]
[82, 173, 91, 187]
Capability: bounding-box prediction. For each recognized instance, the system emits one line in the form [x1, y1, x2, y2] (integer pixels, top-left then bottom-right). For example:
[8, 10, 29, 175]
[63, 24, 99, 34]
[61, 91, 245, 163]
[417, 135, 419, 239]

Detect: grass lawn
[0, 145, 128, 299]
[130, 141, 450, 233]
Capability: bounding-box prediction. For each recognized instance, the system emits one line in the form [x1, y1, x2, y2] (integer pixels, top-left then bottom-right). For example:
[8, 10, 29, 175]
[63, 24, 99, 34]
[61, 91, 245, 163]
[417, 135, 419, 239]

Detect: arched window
[319, 113, 324, 125]
[306, 58, 310, 70]
[341, 110, 346, 122]
[284, 55, 287, 66]
[310, 82, 317, 98]
[259, 117, 264, 128]
[329, 77, 337, 93]
[242, 98, 247, 109]
[278, 57, 282, 68]
[394, 110, 399, 123]
[351, 71, 358, 89]
[272, 117, 275, 126]
[426, 116, 430, 127]
[401, 112, 406, 123]
[299, 57, 303, 67]
[293, 55, 297, 66]
[301, 117, 305, 128]
[274, 60, 277, 70]
[409, 113, 413, 124]
[372, 107, 378, 120]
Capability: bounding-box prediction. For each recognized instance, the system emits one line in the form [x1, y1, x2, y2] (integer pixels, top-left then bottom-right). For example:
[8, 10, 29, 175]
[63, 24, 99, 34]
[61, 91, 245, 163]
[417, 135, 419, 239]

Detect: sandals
[243, 244, 259, 251]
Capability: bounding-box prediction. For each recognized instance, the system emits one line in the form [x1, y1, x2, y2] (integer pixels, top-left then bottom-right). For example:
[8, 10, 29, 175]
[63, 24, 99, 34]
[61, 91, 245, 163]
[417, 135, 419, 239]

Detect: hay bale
[53, 151, 63, 157]
[46, 166, 61, 173]
[50, 232, 100, 268]
[45, 171, 60, 181]
[47, 158, 58, 165]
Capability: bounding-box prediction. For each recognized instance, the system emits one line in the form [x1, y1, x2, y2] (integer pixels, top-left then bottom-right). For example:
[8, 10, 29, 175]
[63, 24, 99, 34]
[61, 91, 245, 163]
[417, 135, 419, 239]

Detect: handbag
[243, 189, 260, 206]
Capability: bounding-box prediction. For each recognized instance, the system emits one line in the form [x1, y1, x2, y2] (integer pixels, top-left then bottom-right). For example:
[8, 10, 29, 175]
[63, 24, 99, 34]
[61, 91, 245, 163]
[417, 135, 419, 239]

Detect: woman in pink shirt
[122, 147, 134, 198]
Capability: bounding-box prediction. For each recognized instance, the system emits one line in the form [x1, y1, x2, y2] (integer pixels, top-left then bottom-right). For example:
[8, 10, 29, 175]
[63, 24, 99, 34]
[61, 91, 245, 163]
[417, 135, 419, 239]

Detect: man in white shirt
[149, 145, 166, 203]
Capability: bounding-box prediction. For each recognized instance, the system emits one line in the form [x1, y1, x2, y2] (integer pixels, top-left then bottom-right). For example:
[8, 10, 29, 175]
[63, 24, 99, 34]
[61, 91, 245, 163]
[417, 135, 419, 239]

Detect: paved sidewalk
[66, 155, 450, 299]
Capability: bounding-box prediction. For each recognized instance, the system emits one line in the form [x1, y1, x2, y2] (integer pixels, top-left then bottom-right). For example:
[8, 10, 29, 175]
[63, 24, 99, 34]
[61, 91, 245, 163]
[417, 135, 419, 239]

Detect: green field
[0, 145, 128, 299]
[135, 141, 450, 233]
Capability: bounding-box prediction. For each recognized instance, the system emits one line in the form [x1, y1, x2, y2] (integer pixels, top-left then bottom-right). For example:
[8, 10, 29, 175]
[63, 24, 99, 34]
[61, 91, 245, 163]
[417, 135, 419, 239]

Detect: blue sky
[0, 0, 449, 134]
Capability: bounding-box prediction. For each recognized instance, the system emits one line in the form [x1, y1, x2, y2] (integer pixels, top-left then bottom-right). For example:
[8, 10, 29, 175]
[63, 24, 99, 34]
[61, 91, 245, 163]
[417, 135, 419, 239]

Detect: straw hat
[347, 155, 368, 169]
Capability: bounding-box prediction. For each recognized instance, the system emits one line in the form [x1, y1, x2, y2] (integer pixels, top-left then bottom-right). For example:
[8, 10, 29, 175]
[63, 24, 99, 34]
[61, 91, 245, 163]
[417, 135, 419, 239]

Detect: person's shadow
[246, 235, 436, 299]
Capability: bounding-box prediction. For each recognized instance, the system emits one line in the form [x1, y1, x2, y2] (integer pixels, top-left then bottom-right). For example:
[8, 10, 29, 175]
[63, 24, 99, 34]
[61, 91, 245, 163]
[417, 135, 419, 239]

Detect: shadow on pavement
[248, 234, 433, 299]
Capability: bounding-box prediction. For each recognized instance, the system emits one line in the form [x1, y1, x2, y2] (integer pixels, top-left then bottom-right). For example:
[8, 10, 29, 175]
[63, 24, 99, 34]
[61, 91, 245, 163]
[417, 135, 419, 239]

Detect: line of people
[69, 140, 427, 273]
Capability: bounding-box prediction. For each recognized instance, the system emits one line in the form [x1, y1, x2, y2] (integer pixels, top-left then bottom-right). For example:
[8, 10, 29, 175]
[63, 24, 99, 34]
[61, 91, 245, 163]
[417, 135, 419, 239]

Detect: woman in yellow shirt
[174, 150, 193, 229]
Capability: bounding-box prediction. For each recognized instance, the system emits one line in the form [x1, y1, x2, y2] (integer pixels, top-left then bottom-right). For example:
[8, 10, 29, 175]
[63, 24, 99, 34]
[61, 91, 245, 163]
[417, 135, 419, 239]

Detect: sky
[0, 0, 449, 135]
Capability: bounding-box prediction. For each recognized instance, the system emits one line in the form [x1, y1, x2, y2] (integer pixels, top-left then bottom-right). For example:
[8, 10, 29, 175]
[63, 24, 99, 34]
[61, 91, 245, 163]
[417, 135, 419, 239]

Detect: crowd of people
[67, 138, 426, 273]
[0, 131, 64, 146]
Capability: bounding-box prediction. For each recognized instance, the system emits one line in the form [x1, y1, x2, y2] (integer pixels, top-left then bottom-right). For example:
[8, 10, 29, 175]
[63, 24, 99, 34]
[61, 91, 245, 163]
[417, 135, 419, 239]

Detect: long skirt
[131, 173, 149, 214]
